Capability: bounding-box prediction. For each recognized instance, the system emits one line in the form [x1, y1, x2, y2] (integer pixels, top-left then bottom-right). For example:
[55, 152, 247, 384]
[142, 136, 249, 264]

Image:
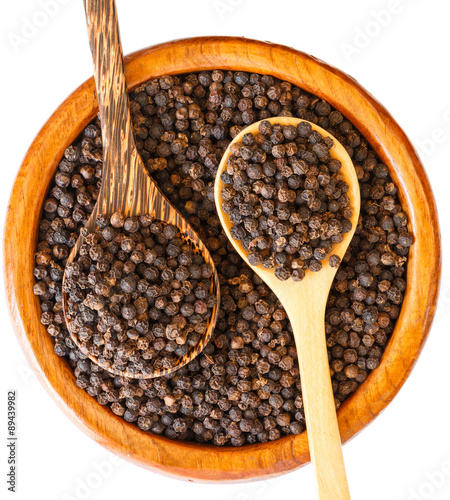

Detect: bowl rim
[4, 36, 441, 482]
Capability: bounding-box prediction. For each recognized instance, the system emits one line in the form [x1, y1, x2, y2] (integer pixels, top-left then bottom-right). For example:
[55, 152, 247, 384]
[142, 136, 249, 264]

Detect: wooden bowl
[4, 36, 441, 482]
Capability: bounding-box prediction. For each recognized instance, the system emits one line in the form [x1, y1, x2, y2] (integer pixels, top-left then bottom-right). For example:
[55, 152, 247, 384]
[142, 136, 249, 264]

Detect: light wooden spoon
[215, 117, 360, 499]
[62, 0, 220, 379]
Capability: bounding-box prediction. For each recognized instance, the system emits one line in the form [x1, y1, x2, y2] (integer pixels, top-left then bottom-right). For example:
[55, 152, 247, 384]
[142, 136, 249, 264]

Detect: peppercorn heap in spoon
[215, 117, 360, 499]
[62, 0, 220, 380]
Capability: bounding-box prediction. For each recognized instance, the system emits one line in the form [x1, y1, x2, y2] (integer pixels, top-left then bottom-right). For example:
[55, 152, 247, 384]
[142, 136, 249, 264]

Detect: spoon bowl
[62, 0, 220, 380]
[215, 117, 360, 499]
[215, 117, 360, 304]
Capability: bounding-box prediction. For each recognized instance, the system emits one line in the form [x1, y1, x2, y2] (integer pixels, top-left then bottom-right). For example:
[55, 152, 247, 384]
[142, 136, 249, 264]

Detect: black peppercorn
[33, 69, 410, 448]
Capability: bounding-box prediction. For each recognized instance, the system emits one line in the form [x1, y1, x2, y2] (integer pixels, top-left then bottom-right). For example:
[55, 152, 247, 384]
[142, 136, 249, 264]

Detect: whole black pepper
[33, 70, 412, 447]
[222, 122, 352, 281]
[64, 214, 216, 377]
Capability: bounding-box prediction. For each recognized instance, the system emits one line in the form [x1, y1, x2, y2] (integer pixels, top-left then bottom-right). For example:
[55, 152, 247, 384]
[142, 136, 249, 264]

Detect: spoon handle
[83, 0, 139, 213]
[290, 303, 351, 499]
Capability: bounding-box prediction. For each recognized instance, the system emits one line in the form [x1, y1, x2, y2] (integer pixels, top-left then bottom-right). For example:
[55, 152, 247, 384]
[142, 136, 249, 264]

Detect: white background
[1, 1, 449, 499]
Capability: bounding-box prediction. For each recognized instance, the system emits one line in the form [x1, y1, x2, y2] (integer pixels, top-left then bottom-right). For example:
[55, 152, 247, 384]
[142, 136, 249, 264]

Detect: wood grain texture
[215, 118, 356, 498]
[4, 36, 441, 482]
[62, 0, 221, 379]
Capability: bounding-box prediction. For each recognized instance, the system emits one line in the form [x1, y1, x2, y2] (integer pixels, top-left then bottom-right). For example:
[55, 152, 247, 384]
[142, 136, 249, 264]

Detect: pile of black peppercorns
[63, 214, 216, 377]
[221, 121, 352, 280]
[33, 70, 413, 446]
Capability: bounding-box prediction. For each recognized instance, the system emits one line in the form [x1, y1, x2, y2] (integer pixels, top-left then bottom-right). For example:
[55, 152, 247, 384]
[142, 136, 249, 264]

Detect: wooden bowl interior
[4, 37, 441, 482]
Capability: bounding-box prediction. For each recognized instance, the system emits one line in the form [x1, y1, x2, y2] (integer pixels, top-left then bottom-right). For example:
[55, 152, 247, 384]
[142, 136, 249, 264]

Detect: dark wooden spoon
[62, 0, 220, 379]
